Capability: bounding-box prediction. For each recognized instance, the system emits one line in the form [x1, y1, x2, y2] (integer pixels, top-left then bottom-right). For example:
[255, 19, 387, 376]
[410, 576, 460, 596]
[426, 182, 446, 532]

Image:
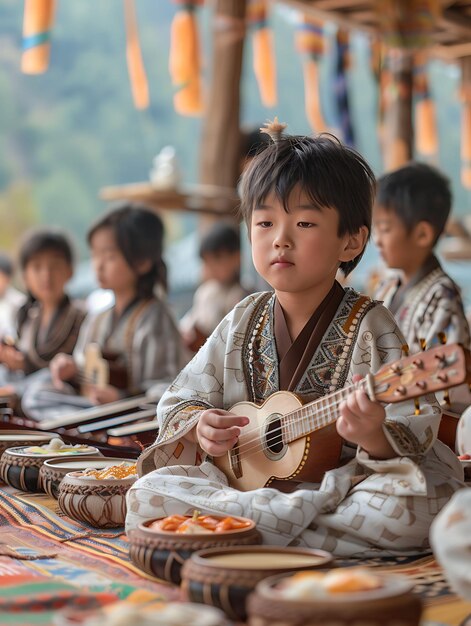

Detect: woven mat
[0, 485, 179, 624]
[0, 486, 470, 625]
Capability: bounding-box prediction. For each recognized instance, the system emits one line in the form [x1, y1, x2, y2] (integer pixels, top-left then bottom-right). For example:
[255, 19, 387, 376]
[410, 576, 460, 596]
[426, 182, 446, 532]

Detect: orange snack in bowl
[148, 510, 252, 534]
[278, 568, 383, 600]
[323, 569, 383, 593]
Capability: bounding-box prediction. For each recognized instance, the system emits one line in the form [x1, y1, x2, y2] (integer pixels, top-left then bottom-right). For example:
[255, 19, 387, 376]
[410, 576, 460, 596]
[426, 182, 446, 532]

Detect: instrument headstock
[373, 343, 471, 404]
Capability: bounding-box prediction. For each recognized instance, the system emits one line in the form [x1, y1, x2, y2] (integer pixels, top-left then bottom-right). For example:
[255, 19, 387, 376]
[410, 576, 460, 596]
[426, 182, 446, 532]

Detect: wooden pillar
[382, 48, 414, 171]
[199, 0, 247, 209]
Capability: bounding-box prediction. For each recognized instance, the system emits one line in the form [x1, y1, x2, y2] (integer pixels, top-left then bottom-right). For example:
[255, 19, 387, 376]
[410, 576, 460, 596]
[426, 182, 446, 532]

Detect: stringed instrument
[80, 343, 128, 396]
[214, 343, 471, 491]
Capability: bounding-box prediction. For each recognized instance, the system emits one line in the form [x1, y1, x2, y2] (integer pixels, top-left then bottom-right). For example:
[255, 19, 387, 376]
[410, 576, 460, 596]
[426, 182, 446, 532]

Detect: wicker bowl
[39, 456, 136, 499]
[53, 601, 230, 626]
[58, 469, 137, 528]
[127, 514, 261, 585]
[181, 545, 333, 621]
[247, 569, 422, 626]
[0, 443, 100, 492]
[53, 601, 229, 626]
[0, 430, 58, 458]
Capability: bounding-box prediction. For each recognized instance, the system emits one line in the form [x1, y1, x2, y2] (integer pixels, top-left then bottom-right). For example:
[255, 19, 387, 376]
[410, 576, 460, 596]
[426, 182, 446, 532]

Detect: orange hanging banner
[414, 52, 438, 156]
[21, 0, 56, 74]
[295, 14, 326, 133]
[247, 0, 277, 108]
[169, 1, 203, 116]
[124, 0, 149, 110]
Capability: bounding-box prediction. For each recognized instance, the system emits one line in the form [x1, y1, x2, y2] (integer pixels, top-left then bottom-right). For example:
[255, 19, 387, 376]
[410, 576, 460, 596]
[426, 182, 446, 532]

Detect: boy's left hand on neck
[337, 385, 395, 460]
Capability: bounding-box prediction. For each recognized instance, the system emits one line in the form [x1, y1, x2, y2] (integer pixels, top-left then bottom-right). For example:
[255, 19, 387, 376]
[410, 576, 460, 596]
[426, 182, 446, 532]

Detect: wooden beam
[438, 8, 471, 39]
[304, 0, 368, 9]
[382, 49, 414, 171]
[199, 1, 247, 192]
[99, 182, 240, 217]
[433, 41, 471, 59]
[272, 0, 376, 35]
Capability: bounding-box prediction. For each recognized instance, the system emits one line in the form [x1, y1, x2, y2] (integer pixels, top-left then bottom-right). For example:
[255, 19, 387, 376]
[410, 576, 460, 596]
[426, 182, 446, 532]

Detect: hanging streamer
[371, 38, 388, 147]
[21, 0, 56, 74]
[334, 28, 354, 146]
[461, 57, 471, 189]
[247, 0, 277, 108]
[295, 14, 326, 133]
[124, 0, 149, 110]
[169, 0, 203, 116]
[413, 52, 437, 156]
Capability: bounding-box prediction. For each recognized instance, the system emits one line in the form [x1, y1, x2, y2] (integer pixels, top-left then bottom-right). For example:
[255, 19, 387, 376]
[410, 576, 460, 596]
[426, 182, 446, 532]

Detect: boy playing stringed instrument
[128, 122, 465, 557]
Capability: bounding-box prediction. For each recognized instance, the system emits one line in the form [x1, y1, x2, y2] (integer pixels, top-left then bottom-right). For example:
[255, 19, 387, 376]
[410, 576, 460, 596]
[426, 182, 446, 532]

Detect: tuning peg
[443, 390, 451, 405]
[419, 338, 427, 351]
[414, 397, 421, 415]
[437, 332, 447, 345]
[402, 344, 409, 357]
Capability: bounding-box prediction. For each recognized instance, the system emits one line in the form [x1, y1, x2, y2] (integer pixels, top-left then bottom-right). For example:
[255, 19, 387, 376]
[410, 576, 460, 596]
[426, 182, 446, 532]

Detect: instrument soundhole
[265, 416, 283, 454]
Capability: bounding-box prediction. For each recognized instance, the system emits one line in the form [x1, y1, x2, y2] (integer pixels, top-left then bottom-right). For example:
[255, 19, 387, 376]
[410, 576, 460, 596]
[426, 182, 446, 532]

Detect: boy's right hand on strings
[50, 353, 77, 389]
[196, 409, 249, 457]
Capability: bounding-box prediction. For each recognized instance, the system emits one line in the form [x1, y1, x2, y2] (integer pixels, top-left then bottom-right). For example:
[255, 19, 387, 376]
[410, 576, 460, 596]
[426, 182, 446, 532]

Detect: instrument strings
[232, 362, 418, 461]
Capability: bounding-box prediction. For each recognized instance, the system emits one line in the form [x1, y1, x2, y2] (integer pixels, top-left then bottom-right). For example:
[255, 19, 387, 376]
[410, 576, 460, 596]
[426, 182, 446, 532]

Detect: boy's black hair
[240, 126, 270, 161]
[199, 222, 240, 259]
[239, 132, 375, 276]
[376, 162, 452, 245]
[0, 253, 14, 277]
[87, 202, 167, 298]
[19, 229, 74, 271]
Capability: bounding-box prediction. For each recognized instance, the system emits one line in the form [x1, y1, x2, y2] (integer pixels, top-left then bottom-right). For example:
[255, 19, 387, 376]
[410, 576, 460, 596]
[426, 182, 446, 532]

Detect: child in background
[179, 222, 249, 352]
[22, 203, 188, 422]
[373, 162, 470, 353]
[0, 253, 25, 339]
[0, 230, 85, 402]
[126, 123, 463, 557]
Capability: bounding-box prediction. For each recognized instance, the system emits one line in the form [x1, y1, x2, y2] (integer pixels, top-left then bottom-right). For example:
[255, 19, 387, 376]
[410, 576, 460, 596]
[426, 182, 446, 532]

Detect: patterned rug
[0, 485, 470, 625]
[335, 554, 471, 626]
[0, 485, 180, 625]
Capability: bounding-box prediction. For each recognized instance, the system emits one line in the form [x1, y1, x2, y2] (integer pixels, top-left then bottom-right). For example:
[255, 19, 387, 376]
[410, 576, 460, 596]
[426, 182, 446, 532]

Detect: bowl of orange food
[58, 461, 138, 528]
[127, 511, 261, 585]
[39, 456, 137, 500]
[246, 568, 422, 626]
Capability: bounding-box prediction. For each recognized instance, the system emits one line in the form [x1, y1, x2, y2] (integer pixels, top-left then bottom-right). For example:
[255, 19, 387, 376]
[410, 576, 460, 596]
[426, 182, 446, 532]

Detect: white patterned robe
[128, 290, 464, 557]
[374, 256, 470, 354]
[431, 488, 471, 601]
[375, 256, 471, 409]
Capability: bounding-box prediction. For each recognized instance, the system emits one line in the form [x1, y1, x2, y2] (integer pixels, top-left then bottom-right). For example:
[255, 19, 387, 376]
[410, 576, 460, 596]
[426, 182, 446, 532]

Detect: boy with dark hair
[127, 124, 463, 557]
[373, 162, 470, 353]
[180, 222, 248, 352]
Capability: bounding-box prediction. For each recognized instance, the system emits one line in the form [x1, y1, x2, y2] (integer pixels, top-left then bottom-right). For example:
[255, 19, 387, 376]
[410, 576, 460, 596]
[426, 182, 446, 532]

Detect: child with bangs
[0, 229, 85, 407]
[127, 122, 464, 557]
[22, 203, 187, 422]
